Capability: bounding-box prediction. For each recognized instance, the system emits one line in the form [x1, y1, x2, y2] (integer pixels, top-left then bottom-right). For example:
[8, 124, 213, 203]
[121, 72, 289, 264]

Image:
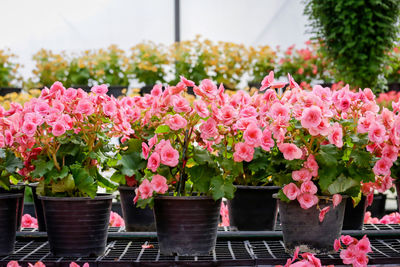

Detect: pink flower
[233, 142, 255, 162]
[75, 99, 94, 115]
[300, 181, 318, 194]
[149, 135, 158, 149]
[151, 84, 163, 96]
[28, 262, 46, 267]
[165, 114, 187, 131]
[142, 142, 150, 159]
[52, 121, 66, 137]
[340, 244, 358, 265]
[34, 101, 50, 116]
[260, 128, 274, 151]
[292, 168, 312, 182]
[278, 143, 303, 160]
[138, 179, 153, 199]
[91, 84, 108, 95]
[332, 194, 342, 208]
[304, 155, 318, 177]
[368, 121, 387, 144]
[297, 193, 318, 209]
[260, 71, 274, 91]
[197, 79, 218, 99]
[301, 106, 322, 129]
[133, 188, 140, 204]
[103, 101, 117, 117]
[7, 261, 21, 267]
[283, 183, 300, 200]
[22, 121, 37, 137]
[199, 118, 219, 141]
[357, 235, 372, 254]
[109, 211, 125, 227]
[24, 112, 44, 126]
[328, 122, 343, 148]
[243, 123, 262, 147]
[173, 97, 192, 113]
[147, 152, 161, 172]
[194, 100, 210, 118]
[341, 235, 356, 246]
[219, 105, 237, 125]
[180, 76, 195, 87]
[319, 206, 330, 222]
[21, 214, 38, 228]
[270, 102, 290, 120]
[151, 174, 168, 194]
[70, 263, 89, 267]
[382, 144, 398, 162]
[334, 239, 341, 252]
[373, 157, 393, 176]
[5, 130, 13, 146]
[160, 142, 179, 167]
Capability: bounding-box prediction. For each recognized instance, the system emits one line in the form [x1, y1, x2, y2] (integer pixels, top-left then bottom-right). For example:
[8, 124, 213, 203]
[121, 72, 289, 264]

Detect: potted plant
[66, 50, 94, 91]
[247, 44, 277, 88]
[0, 49, 23, 96]
[128, 41, 169, 95]
[30, 49, 68, 88]
[91, 45, 129, 97]
[263, 73, 378, 253]
[0, 114, 24, 255]
[15, 82, 127, 257]
[135, 78, 232, 256]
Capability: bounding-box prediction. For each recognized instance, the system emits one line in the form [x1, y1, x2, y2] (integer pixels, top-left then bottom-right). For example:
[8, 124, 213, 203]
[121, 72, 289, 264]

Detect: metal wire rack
[2, 224, 400, 266]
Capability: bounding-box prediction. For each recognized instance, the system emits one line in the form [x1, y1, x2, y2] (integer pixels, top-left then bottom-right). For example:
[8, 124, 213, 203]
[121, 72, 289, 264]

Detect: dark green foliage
[305, 0, 400, 91]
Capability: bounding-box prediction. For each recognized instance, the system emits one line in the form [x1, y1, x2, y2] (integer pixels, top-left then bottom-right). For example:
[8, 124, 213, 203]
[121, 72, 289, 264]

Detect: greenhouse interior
[1, 0, 400, 266]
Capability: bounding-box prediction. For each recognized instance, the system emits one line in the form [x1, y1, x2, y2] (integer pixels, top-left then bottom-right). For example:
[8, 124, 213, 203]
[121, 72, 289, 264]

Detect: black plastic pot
[39, 194, 114, 257]
[228, 185, 279, 230]
[0, 87, 22, 96]
[154, 196, 221, 256]
[367, 193, 387, 218]
[0, 193, 22, 255]
[278, 198, 346, 254]
[343, 195, 367, 230]
[28, 183, 46, 231]
[119, 186, 155, 231]
[388, 82, 400, 92]
[0, 184, 25, 231]
[108, 86, 127, 97]
[396, 182, 400, 213]
[140, 85, 154, 95]
[320, 83, 333, 88]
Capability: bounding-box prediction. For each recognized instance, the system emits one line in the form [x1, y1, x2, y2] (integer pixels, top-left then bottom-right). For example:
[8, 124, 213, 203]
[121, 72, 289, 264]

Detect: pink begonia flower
[270, 102, 290, 121]
[368, 121, 388, 144]
[332, 194, 342, 208]
[373, 157, 393, 176]
[382, 144, 398, 162]
[133, 188, 140, 204]
[7, 261, 21, 267]
[138, 179, 153, 199]
[180, 76, 195, 87]
[21, 214, 38, 228]
[91, 84, 108, 95]
[198, 79, 218, 99]
[262, 89, 278, 102]
[28, 262, 46, 267]
[283, 183, 300, 200]
[304, 155, 318, 177]
[159, 142, 179, 167]
[319, 206, 330, 222]
[173, 96, 192, 113]
[75, 99, 94, 115]
[151, 84, 163, 97]
[328, 122, 343, 148]
[301, 106, 322, 129]
[148, 135, 158, 149]
[34, 101, 50, 116]
[243, 123, 262, 147]
[151, 174, 168, 194]
[52, 121, 66, 137]
[64, 88, 78, 101]
[340, 244, 358, 265]
[142, 142, 150, 160]
[260, 71, 275, 91]
[240, 106, 258, 118]
[199, 118, 219, 141]
[300, 181, 318, 195]
[24, 112, 44, 126]
[278, 143, 303, 160]
[103, 101, 117, 117]
[194, 100, 210, 118]
[357, 235, 372, 254]
[22, 121, 37, 137]
[288, 73, 299, 89]
[341, 235, 356, 246]
[297, 193, 318, 209]
[291, 168, 312, 182]
[165, 114, 187, 131]
[233, 142, 254, 162]
[70, 263, 89, 267]
[334, 239, 341, 252]
[147, 152, 161, 172]
[219, 202, 230, 227]
[219, 105, 237, 125]
[309, 119, 330, 137]
[109, 211, 125, 227]
[5, 130, 13, 146]
[260, 128, 275, 152]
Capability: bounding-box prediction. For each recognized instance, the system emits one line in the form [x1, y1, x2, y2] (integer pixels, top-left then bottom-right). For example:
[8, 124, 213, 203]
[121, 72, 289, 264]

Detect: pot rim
[235, 185, 281, 190]
[118, 185, 137, 190]
[38, 193, 115, 201]
[155, 195, 217, 201]
[28, 182, 39, 188]
[0, 193, 23, 199]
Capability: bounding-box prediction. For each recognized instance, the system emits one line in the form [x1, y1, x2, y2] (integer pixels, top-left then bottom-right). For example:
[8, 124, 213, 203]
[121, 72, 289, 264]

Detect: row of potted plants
[0, 73, 398, 257]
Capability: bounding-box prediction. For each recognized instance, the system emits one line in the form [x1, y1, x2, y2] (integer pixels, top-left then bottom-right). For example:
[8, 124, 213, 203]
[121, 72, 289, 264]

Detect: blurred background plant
[128, 41, 169, 86]
[385, 45, 400, 84]
[0, 89, 41, 109]
[66, 50, 94, 87]
[0, 49, 22, 88]
[247, 44, 277, 86]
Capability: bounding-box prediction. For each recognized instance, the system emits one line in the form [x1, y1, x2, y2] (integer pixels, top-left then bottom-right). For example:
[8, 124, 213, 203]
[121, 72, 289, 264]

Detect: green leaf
[193, 148, 214, 165]
[188, 165, 213, 193]
[350, 149, 371, 167]
[110, 172, 125, 184]
[318, 167, 338, 191]
[97, 173, 118, 190]
[31, 159, 55, 178]
[51, 174, 75, 193]
[44, 165, 69, 182]
[155, 125, 170, 134]
[0, 148, 6, 159]
[70, 164, 97, 198]
[277, 189, 290, 203]
[328, 175, 358, 195]
[316, 145, 338, 166]
[119, 152, 146, 177]
[211, 175, 235, 200]
[5, 151, 23, 173]
[126, 139, 143, 154]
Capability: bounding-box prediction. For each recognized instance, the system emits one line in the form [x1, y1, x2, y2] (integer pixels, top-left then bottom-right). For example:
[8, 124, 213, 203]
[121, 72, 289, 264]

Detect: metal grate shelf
[3, 224, 400, 266]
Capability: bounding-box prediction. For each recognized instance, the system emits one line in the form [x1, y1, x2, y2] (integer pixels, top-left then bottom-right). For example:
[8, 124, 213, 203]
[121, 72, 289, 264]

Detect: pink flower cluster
[364, 211, 400, 224]
[7, 262, 89, 267]
[109, 211, 125, 227]
[21, 214, 38, 228]
[134, 175, 168, 203]
[219, 202, 230, 227]
[276, 247, 327, 267]
[334, 235, 372, 267]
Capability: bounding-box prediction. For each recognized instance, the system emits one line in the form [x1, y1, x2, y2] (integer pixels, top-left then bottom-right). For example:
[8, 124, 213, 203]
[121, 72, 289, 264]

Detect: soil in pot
[342, 195, 367, 230]
[0, 193, 23, 255]
[154, 196, 221, 256]
[28, 183, 46, 232]
[119, 186, 155, 231]
[39, 194, 114, 257]
[278, 197, 346, 254]
[228, 185, 279, 230]
[0, 184, 25, 231]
